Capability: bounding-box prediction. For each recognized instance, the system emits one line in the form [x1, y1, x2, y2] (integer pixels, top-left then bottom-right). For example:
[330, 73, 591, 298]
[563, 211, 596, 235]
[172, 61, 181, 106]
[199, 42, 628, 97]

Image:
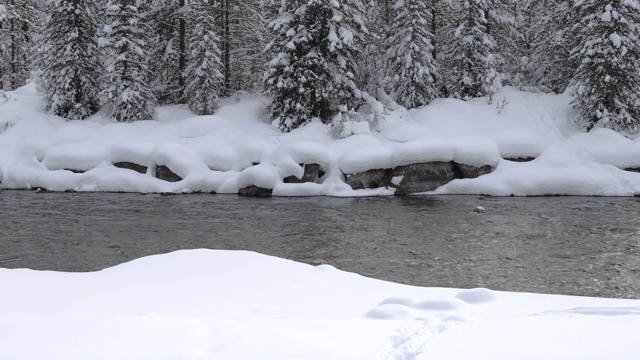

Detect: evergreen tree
[351, 0, 390, 101]
[435, 0, 459, 97]
[264, 0, 367, 132]
[0, 5, 8, 89]
[183, 2, 224, 115]
[100, 0, 156, 122]
[38, 0, 102, 119]
[484, 0, 519, 87]
[446, 0, 499, 100]
[147, 0, 186, 103]
[570, 0, 640, 132]
[208, 0, 230, 95]
[258, 0, 279, 25]
[227, 0, 269, 93]
[520, 0, 575, 93]
[0, 0, 37, 90]
[386, 0, 440, 108]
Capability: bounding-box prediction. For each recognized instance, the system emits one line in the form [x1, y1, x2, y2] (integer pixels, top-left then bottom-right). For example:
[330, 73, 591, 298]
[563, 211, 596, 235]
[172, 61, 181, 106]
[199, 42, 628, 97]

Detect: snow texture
[2, 84, 640, 196]
[1, 249, 639, 360]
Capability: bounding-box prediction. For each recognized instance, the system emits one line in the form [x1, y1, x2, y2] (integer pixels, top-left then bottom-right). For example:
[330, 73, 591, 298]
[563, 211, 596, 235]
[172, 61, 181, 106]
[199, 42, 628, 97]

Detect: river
[1, 190, 639, 298]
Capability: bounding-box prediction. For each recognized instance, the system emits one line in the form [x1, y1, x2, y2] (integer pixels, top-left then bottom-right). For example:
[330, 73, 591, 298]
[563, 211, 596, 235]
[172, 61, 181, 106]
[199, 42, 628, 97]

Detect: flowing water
[1, 190, 639, 298]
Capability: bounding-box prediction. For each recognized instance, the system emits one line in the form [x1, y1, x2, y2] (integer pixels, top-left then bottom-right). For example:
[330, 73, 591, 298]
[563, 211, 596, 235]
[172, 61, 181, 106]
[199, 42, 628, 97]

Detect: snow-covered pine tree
[520, 0, 575, 93]
[100, 0, 156, 122]
[484, 0, 519, 87]
[446, 0, 499, 100]
[207, 0, 230, 95]
[429, 0, 451, 96]
[569, 0, 640, 132]
[435, 0, 459, 97]
[258, 0, 279, 20]
[0, 5, 8, 89]
[147, 0, 186, 104]
[183, 2, 223, 115]
[386, 0, 440, 109]
[227, 0, 270, 93]
[38, 0, 102, 119]
[351, 1, 391, 101]
[264, 0, 367, 132]
[0, 0, 37, 90]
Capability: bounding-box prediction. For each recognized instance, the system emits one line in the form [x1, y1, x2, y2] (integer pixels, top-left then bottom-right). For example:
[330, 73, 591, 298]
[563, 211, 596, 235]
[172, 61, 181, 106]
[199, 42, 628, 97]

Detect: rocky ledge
[344, 161, 493, 195]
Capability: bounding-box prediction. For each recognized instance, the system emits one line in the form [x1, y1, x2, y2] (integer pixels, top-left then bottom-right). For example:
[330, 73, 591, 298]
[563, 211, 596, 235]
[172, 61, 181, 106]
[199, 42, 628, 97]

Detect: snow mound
[340, 137, 500, 174]
[567, 128, 640, 169]
[2, 85, 640, 196]
[2, 249, 639, 360]
[456, 288, 499, 304]
[271, 141, 330, 179]
[108, 141, 155, 168]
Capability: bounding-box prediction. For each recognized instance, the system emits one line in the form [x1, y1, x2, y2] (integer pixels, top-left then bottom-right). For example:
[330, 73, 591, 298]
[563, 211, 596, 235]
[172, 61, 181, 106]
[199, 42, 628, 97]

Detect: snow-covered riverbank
[2, 83, 640, 196]
[1, 249, 639, 360]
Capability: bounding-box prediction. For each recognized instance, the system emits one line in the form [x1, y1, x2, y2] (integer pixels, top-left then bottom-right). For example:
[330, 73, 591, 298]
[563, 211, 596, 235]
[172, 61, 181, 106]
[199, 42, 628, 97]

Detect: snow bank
[1, 249, 639, 360]
[2, 83, 640, 196]
[567, 128, 640, 169]
[437, 145, 640, 196]
[339, 136, 501, 175]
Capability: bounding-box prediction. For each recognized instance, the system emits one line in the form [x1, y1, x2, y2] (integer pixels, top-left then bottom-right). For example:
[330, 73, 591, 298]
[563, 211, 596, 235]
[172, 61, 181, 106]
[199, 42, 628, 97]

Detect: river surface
[1, 190, 639, 299]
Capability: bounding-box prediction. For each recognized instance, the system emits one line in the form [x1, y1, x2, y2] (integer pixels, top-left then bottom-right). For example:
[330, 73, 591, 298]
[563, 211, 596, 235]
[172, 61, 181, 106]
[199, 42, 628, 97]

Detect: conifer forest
[1, 0, 640, 134]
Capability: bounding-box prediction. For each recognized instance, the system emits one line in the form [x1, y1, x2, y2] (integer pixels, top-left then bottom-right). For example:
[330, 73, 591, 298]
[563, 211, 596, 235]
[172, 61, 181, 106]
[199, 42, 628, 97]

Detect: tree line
[1, 0, 639, 134]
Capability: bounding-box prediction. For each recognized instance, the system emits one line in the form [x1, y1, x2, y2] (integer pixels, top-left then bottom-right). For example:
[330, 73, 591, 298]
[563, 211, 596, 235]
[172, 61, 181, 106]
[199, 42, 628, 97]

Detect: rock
[624, 167, 640, 173]
[113, 161, 147, 174]
[391, 161, 457, 195]
[64, 169, 85, 174]
[283, 163, 325, 183]
[344, 168, 392, 190]
[238, 185, 273, 197]
[504, 157, 536, 162]
[155, 165, 182, 182]
[454, 163, 493, 179]
[345, 161, 495, 194]
[473, 206, 486, 213]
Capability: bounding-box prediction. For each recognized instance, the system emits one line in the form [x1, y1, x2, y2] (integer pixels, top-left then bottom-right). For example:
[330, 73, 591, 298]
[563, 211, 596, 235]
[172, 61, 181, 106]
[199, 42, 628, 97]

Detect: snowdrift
[1, 249, 639, 360]
[2, 84, 640, 196]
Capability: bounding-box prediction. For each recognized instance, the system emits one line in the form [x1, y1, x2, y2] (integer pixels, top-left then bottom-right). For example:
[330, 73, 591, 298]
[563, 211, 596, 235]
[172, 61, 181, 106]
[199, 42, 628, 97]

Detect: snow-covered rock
[2, 84, 640, 196]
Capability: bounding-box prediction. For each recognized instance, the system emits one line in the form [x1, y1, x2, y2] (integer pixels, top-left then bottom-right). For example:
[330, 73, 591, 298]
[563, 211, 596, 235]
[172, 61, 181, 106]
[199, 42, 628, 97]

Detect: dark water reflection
[1, 190, 639, 299]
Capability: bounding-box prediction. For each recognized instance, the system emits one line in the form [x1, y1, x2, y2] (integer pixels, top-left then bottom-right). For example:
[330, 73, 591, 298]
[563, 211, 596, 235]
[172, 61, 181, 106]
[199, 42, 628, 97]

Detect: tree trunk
[384, 0, 392, 38]
[178, 0, 186, 102]
[223, 0, 230, 96]
[10, 0, 16, 90]
[431, 1, 437, 61]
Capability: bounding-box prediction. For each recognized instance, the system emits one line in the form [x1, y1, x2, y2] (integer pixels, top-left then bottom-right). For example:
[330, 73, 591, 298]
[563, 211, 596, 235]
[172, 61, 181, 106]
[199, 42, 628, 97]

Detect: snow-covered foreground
[1, 249, 639, 360]
[3, 84, 640, 195]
